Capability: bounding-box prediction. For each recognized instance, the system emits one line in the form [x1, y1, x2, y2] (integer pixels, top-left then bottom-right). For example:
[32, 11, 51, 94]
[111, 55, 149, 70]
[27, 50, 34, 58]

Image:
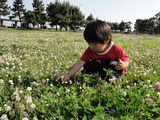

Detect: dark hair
[84, 20, 112, 44]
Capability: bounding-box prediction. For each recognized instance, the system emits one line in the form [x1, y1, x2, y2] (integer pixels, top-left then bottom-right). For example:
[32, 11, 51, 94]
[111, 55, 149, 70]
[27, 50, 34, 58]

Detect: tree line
[135, 13, 160, 34]
[0, 0, 160, 34]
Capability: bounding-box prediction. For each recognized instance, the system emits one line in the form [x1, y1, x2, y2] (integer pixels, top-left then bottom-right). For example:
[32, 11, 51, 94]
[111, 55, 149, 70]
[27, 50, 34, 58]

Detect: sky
[3, 0, 160, 30]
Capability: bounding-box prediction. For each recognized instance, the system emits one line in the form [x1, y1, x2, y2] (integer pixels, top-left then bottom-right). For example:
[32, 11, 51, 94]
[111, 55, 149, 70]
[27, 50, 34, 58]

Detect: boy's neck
[98, 42, 114, 55]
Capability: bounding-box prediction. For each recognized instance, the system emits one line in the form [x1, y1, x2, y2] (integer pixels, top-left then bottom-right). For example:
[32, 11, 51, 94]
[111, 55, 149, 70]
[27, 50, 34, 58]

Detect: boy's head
[84, 20, 112, 44]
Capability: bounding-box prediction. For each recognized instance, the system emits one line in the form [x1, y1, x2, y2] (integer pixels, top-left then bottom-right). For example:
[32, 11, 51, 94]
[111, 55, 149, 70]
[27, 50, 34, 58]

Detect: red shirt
[80, 42, 129, 73]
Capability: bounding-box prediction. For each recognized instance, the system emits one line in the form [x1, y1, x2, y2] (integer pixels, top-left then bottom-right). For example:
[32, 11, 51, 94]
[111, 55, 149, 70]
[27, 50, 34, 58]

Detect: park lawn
[0, 29, 160, 120]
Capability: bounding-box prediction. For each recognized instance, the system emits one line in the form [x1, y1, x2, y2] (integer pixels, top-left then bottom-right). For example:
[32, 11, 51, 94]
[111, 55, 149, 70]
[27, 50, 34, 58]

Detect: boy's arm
[56, 60, 85, 83]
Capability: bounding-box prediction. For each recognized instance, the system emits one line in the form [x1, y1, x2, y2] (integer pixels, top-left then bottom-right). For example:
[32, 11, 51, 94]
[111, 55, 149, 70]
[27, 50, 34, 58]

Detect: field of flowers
[0, 28, 160, 120]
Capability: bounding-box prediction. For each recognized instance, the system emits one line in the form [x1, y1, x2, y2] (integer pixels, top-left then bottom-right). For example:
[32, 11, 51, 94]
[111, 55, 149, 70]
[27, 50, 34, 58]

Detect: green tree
[112, 22, 119, 31]
[135, 18, 155, 34]
[86, 13, 95, 24]
[126, 21, 132, 33]
[58, 1, 71, 30]
[69, 5, 85, 31]
[23, 10, 36, 28]
[11, 0, 26, 27]
[119, 20, 126, 32]
[0, 0, 10, 19]
[46, 0, 85, 31]
[155, 12, 160, 34]
[46, 0, 61, 30]
[147, 17, 155, 34]
[32, 0, 46, 29]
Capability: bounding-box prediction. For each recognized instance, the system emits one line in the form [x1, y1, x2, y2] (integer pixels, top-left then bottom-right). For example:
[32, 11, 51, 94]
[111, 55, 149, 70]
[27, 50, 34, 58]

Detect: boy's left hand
[115, 59, 129, 70]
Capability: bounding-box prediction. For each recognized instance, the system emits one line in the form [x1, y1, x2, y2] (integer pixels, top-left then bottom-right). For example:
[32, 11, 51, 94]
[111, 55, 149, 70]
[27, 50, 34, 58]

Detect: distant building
[0, 18, 20, 28]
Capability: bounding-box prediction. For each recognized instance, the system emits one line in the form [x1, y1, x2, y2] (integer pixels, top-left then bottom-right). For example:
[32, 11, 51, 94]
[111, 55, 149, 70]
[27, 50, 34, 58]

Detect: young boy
[56, 20, 129, 83]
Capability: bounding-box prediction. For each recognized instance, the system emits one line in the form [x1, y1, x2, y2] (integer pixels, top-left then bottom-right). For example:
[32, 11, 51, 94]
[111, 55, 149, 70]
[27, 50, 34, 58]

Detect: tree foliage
[86, 13, 95, 24]
[32, 0, 47, 29]
[23, 10, 35, 28]
[46, 0, 85, 31]
[0, 0, 10, 18]
[11, 0, 26, 27]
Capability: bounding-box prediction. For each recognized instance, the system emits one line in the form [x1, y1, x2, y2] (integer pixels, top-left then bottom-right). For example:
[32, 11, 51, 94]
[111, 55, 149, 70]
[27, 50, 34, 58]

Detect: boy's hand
[55, 74, 70, 83]
[115, 59, 129, 70]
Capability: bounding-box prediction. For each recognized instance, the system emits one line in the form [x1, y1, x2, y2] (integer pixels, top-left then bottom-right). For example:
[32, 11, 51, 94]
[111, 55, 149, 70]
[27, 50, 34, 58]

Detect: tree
[0, 0, 10, 19]
[69, 5, 85, 31]
[23, 10, 36, 28]
[46, 0, 85, 31]
[126, 21, 132, 33]
[112, 22, 119, 31]
[11, 0, 26, 27]
[119, 20, 126, 32]
[86, 13, 95, 24]
[58, 1, 71, 30]
[155, 12, 160, 34]
[32, 0, 46, 29]
[46, 0, 61, 30]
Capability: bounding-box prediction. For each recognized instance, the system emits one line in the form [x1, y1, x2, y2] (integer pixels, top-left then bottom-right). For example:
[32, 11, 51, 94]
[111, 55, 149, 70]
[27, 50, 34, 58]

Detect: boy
[56, 20, 129, 83]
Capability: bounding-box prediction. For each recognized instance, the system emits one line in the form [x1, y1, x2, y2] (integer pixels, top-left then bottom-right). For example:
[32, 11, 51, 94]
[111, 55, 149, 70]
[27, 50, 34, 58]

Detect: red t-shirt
[80, 42, 129, 73]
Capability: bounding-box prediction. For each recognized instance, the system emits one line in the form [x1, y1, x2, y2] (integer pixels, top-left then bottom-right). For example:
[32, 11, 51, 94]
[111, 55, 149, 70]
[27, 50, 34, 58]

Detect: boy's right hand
[55, 74, 69, 83]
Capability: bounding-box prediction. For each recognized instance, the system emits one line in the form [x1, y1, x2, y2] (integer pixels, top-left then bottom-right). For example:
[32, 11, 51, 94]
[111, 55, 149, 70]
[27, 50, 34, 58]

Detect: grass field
[0, 28, 160, 119]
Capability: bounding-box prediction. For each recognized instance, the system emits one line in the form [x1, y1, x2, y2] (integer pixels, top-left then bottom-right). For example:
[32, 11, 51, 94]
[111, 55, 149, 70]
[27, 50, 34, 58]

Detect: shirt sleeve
[115, 44, 129, 62]
[80, 48, 90, 62]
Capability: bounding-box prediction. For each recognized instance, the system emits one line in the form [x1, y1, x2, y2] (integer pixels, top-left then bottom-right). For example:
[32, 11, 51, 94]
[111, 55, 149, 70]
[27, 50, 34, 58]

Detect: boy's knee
[82, 60, 102, 74]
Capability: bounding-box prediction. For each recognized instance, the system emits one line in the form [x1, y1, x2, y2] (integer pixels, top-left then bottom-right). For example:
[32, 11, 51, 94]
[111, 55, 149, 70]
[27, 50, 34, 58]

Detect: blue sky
[4, 0, 160, 29]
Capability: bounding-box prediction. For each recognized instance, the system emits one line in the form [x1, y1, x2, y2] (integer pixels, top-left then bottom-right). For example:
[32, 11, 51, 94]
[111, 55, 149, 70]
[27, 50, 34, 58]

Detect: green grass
[0, 29, 160, 119]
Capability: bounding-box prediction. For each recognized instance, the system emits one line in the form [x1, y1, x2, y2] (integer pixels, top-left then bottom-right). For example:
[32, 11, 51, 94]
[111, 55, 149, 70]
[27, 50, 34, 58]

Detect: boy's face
[88, 41, 109, 53]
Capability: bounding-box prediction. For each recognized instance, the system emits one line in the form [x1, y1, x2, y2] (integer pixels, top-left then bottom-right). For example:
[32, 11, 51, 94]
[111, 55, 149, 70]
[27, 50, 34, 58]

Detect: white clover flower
[157, 92, 160, 97]
[0, 79, 4, 84]
[12, 66, 16, 69]
[9, 80, 13, 83]
[27, 87, 32, 91]
[0, 114, 8, 120]
[18, 76, 22, 82]
[153, 71, 156, 74]
[13, 90, 19, 96]
[144, 72, 147, 75]
[6, 62, 9, 65]
[69, 80, 72, 84]
[26, 97, 32, 104]
[146, 94, 150, 97]
[19, 90, 23, 94]
[126, 85, 130, 89]
[33, 117, 38, 120]
[50, 84, 53, 86]
[56, 92, 60, 96]
[147, 80, 151, 83]
[30, 103, 36, 109]
[66, 89, 70, 93]
[123, 92, 127, 97]
[4, 105, 11, 112]
[22, 117, 29, 120]
[79, 86, 82, 90]
[125, 81, 129, 83]
[15, 95, 21, 101]
[46, 78, 49, 82]
[23, 111, 28, 117]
